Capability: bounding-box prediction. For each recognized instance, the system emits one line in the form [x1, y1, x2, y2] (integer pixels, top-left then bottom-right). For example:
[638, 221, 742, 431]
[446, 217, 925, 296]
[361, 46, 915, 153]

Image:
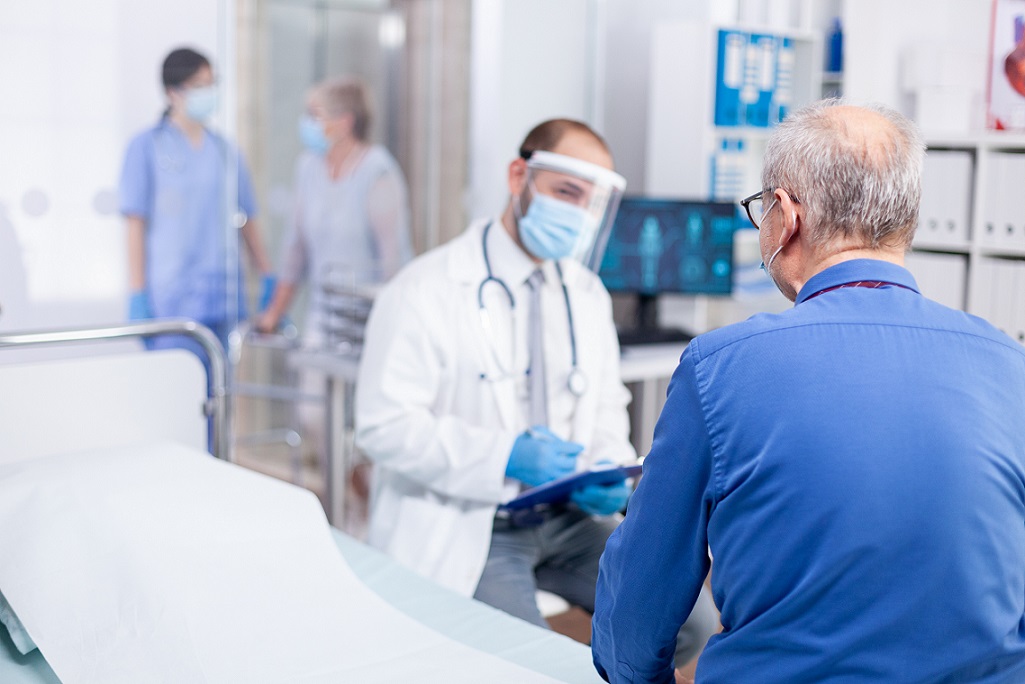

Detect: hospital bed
[0, 319, 602, 684]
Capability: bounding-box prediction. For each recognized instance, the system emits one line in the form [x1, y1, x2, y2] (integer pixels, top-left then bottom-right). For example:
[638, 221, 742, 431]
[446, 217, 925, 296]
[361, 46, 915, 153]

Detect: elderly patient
[592, 100, 1025, 683]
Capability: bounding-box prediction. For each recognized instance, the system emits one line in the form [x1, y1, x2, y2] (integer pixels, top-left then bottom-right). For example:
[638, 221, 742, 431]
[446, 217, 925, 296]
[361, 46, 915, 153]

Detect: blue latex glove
[506, 426, 583, 488]
[258, 274, 277, 311]
[571, 479, 632, 516]
[128, 290, 151, 320]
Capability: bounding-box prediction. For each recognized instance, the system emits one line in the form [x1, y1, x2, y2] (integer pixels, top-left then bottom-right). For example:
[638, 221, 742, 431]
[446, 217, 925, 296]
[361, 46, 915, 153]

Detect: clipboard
[500, 464, 643, 512]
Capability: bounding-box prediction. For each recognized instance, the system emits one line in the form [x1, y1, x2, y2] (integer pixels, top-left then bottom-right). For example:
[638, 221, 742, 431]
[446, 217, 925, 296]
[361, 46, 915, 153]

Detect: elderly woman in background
[257, 76, 412, 341]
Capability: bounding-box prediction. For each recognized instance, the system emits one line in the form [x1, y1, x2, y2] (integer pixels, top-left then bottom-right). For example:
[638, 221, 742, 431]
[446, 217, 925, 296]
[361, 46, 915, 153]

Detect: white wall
[467, 0, 596, 222]
[601, 0, 712, 194]
[843, 0, 990, 127]
[0, 1, 224, 334]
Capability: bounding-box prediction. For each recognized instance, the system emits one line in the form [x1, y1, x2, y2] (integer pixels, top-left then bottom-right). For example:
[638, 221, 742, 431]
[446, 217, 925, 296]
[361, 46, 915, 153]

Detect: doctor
[356, 119, 718, 665]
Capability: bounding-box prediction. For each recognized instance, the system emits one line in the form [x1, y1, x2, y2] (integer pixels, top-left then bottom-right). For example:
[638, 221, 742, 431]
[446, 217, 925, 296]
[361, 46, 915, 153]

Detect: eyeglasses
[739, 189, 800, 230]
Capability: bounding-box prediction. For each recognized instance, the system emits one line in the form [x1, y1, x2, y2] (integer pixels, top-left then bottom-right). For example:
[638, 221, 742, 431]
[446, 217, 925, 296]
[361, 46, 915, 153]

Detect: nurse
[119, 47, 274, 356]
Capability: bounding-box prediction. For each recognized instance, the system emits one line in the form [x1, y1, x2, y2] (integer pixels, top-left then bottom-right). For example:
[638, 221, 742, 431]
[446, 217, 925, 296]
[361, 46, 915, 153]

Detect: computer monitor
[598, 197, 737, 345]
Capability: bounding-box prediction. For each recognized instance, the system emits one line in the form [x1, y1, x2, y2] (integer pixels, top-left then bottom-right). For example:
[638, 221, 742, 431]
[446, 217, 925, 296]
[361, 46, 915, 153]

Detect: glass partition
[0, 1, 245, 363]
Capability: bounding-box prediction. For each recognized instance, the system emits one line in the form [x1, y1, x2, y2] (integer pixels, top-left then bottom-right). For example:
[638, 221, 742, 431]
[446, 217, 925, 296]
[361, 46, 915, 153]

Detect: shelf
[910, 241, 970, 254]
[713, 23, 819, 43]
[977, 245, 1025, 258]
[923, 131, 1025, 150]
[710, 126, 774, 140]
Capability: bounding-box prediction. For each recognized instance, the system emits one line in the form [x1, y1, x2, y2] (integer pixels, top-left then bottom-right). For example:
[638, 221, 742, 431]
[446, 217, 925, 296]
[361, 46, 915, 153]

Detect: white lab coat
[355, 219, 635, 596]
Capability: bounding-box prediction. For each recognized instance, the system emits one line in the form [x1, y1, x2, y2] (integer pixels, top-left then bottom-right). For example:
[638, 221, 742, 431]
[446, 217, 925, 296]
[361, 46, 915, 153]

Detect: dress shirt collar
[795, 259, 921, 305]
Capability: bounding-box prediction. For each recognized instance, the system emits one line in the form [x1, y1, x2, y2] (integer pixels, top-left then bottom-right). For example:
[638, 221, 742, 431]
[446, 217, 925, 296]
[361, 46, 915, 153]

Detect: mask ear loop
[779, 202, 798, 253]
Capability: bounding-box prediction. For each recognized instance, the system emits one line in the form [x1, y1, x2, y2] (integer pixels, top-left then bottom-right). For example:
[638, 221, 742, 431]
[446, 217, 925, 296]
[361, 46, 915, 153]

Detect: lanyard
[805, 280, 914, 301]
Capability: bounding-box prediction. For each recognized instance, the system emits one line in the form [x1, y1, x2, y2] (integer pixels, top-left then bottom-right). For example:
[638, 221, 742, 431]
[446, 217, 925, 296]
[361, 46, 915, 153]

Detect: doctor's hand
[571, 479, 631, 516]
[505, 426, 583, 488]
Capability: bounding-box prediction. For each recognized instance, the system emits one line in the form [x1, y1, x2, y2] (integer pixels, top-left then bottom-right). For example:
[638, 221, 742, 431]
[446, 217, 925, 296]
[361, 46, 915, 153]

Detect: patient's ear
[776, 190, 801, 246]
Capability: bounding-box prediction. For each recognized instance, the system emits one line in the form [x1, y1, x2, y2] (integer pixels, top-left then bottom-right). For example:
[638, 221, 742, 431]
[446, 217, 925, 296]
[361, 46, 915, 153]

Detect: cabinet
[908, 133, 1025, 345]
[646, 20, 823, 200]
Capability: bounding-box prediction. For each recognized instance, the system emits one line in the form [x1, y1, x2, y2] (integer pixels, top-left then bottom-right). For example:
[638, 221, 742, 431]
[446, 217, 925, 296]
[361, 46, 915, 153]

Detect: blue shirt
[593, 259, 1025, 683]
[119, 118, 258, 324]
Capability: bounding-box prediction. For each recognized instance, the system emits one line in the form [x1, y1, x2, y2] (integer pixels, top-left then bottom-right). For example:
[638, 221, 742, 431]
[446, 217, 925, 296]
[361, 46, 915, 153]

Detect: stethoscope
[477, 221, 587, 397]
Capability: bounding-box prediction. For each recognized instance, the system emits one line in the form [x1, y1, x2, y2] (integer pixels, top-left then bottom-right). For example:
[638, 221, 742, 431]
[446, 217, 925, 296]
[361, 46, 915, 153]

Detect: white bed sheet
[0, 532, 603, 684]
[0, 443, 569, 683]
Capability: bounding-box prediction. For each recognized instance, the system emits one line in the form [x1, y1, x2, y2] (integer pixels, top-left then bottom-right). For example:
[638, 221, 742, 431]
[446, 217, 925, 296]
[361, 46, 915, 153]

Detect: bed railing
[0, 319, 230, 461]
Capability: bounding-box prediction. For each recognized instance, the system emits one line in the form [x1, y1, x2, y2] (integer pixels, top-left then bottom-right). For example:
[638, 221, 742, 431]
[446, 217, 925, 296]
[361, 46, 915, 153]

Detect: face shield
[516, 151, 627, 270]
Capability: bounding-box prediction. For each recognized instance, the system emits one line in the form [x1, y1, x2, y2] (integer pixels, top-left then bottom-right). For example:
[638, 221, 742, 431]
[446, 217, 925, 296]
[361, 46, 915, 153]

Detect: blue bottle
[828, 17, 843, 73]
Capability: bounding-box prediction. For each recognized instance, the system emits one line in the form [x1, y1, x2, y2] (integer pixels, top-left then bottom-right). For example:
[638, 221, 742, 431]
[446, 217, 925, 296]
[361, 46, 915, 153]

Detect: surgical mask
[518, 191, 593, 261]
[761, 243, 784, 283]
[299, 115, 330, 155]
[185, 86, 218, 121]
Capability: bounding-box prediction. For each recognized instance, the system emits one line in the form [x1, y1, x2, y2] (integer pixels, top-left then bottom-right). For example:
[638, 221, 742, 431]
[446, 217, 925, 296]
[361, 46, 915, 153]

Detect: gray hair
[313, 76, 372, 141]
[762, 99, 925, 250]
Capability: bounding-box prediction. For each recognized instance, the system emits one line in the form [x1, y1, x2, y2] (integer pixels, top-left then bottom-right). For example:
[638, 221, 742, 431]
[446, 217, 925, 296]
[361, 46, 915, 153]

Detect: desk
[287, 348, 360, 528]
[619, 343, 688, 458]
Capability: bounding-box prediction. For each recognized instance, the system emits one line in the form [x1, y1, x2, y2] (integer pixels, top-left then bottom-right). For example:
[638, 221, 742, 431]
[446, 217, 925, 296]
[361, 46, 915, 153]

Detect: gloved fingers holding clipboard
[500, 459, 643, 514]
[570, 468, 633, 515]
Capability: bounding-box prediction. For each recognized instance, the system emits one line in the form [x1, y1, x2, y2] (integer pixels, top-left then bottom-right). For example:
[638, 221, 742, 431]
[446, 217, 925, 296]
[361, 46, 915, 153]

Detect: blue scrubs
[119, 117, 259, 353]
[593, 260, 1025, 683]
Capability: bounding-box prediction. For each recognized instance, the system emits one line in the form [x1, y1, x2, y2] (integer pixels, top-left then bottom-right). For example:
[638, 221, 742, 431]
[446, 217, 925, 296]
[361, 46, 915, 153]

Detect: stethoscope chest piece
[567, 367, 587, 397]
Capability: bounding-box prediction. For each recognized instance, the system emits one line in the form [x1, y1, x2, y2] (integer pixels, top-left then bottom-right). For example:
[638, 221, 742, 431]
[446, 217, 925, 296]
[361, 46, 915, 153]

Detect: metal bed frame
[0, 318, 230, 461]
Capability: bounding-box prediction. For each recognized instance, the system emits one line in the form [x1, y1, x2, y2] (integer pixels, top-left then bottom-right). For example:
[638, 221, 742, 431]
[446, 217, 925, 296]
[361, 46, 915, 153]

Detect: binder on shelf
[715, 29, 747, 126]
[905, 252, 967, 310]
[944, 152, 974, 244]
[1001, 153, 1025, 249]
[1012, 260, 1025, 345]
[1007, 260, 1022, 342]
[710, 137, 747, 201]
[916, 150, 973, 246]
[772, 37, 795, 124]
[993, 259, 1019, 337]
[969, 256, 997, 322]
[713, 28, 799, 129]
[983, 152, 1025, 249]
[917, 154, 943, 244]
[746, 33, 777, 128]
[980, 153, 1008, 247]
